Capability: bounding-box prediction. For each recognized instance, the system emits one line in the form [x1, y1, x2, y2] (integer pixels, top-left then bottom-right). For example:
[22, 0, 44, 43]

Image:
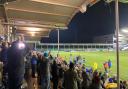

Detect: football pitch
[51, 51, 128, 80]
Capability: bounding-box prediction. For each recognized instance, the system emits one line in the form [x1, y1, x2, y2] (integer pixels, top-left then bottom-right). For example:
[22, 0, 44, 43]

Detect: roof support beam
[0, 4, 8, 22]
[16, 30, 49, 34]
[17, 31, 49, 35]
[19, 34, 49, 36]
[16, 28, 51, 32]
[30, 0, 79, 9]
[9, 19, 66, 26]
[2, 22, 68, 29]
[6, 7, 70, 17]
[16, 30, 50, 32]
[0, 4, 11, 41]
[25, 41, 40, 43]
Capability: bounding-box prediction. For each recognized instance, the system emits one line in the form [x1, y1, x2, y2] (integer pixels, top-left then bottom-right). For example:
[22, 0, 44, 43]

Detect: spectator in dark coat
[58, 64, 64, 88]
[0, 42, 9, 74]
[64, 62, 79, 89]
[0, 42, 8, 62]
[90, 71, 102, 89]
[31, 52, 37, 78]
[51, 60, 59, 89]
[40, 52, 51, 89]
[82, 70, 91, 89]
[7, 35, 29, 89]
[37, 53, 42, 85]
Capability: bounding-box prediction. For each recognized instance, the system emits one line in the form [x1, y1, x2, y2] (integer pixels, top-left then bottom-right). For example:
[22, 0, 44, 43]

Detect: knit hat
[44, 52, 48, 58]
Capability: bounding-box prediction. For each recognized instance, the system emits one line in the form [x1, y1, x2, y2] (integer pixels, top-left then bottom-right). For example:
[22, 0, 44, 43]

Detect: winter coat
[64, 69, 79, 89]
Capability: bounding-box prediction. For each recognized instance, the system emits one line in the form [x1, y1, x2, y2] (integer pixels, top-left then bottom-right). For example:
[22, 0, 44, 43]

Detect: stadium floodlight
[29, 32, 36, 36]
[31, 33, 35, 36]
[26, 27, 42, 32]
[122, 28, 128, 33]
[31, 33, 35, 37]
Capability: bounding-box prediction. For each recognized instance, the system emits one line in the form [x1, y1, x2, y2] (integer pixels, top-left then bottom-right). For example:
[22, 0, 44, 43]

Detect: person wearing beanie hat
[44, 52, 48, 58]
[40, 52, 51, 89]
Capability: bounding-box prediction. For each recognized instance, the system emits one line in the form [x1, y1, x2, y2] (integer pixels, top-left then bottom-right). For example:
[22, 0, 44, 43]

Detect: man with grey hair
[7, 35, 29, 89]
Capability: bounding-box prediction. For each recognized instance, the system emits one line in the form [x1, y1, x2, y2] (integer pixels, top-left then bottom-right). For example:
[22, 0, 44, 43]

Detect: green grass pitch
[51, 51, 128, 80]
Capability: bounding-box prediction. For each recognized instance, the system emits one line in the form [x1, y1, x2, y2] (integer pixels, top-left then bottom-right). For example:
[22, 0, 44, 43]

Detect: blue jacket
[0, 46, 8, 61]
[31, 56, 37, 65]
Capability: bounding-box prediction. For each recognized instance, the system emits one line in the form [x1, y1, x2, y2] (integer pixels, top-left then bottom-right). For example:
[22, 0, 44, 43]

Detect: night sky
[41, 1, 128, 43]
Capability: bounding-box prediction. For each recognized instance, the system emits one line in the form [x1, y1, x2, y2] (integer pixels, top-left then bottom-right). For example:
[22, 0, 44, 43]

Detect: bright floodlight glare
[29, 32, 36, 36]
[122, 28, 128, 33]
[18, 42, 25, 49]
[27, 27, 42, 32]
[31, 33, 35, 36]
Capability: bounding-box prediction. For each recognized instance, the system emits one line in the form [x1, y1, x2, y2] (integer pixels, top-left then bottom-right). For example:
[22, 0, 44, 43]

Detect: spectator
[120, 81, 124, 89]
[90, 71, 102, 89]
[40, 52, 51, 89]
[51, 60, 59, 89]
[0, 62, 3, 86]
[64, 62, 79, 89]
[24, 52, 32, 80]
[123, 81, 127, 89]
[58, 64, 64, 89]
[108, 59, 112, 69]
[0, 42, 9, 74]
[37, 53, 42, 85]
[31, 52, 37, 78]
[103, 62, 108, 73]
[7, 35, 29, 89]
[81, 69, 91, 89]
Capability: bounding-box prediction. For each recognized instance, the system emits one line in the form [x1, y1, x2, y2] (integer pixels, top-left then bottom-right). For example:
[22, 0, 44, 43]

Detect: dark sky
[41, 1, 128, 43]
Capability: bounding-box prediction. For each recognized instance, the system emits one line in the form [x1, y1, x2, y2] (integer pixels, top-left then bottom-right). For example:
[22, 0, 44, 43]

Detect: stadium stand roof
[0, 0, 99, 41]
[0, 0, 127, 41]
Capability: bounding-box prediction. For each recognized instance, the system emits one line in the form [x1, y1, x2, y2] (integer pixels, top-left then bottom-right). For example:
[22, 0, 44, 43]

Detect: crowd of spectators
[0, 39, 128, 89]
[24, 50, 128, 89]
